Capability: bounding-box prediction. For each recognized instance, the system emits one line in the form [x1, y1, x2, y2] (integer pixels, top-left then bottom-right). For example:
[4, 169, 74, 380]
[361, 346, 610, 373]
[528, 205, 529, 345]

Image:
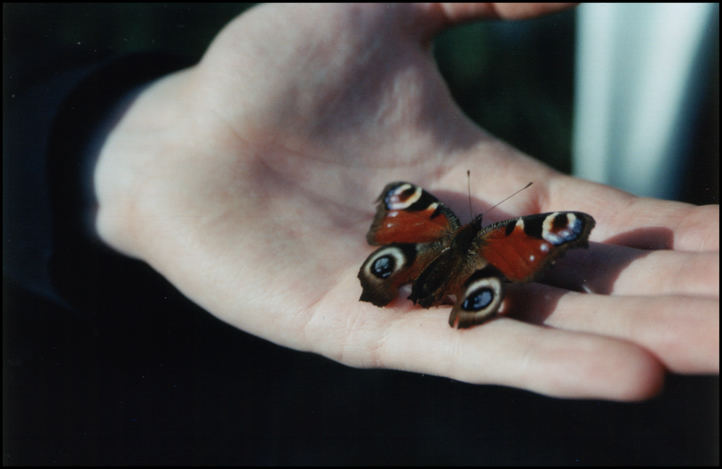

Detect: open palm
[95, 3, 718, 400]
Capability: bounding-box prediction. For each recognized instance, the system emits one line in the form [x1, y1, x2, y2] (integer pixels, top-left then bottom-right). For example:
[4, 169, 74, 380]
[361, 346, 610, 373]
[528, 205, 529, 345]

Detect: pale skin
[94, 3, 719, 401]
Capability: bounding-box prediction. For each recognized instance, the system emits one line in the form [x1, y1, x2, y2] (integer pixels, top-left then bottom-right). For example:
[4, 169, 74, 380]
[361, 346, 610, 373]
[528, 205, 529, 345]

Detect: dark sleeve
[4, 53, 195, 315]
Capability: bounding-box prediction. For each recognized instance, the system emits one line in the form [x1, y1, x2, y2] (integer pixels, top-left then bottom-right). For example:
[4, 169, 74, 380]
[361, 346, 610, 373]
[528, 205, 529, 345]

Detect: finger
[366, 310, 664, 401]
[414, 3, 576, 41]
[424, 3, 575, 27]
[608, 249, 719, 296]
[547, 176, 719, 251]
[544, 242, 719, 297]
[509, 285, 719, 374]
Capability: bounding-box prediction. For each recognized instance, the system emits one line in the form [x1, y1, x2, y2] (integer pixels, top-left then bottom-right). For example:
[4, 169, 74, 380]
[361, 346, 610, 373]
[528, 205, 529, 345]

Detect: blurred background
[4, 3, 719, 466]
[435, 2, 719, 203]
[5, 3, 718, 203]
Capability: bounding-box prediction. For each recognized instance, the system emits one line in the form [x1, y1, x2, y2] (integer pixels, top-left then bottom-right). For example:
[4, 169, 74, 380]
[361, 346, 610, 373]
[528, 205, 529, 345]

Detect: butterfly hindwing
[358, 243, 442, 306]
[448, 266, 505, 329]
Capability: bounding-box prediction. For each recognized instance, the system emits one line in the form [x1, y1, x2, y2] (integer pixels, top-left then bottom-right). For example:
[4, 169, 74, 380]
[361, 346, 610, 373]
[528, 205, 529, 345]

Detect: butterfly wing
[475, 211, 596, 282]
[359, 182, 460, 306]
[358, 243, 442, 306]
[447, 265, 505, 329]
[366, 181, 460, 245]
[447, 211, 596, 328]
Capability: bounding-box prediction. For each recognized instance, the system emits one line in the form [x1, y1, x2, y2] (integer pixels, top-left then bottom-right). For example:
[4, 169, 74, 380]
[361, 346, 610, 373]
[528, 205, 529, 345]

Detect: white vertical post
[572, 3, 716, 199]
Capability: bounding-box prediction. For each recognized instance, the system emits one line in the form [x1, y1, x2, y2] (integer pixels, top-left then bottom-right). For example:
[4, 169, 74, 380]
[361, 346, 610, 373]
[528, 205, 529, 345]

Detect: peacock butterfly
[357, 181, 596, 328]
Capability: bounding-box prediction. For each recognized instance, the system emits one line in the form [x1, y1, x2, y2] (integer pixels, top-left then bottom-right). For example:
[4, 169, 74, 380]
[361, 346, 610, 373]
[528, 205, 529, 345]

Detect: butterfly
[357, 182, 596, 328]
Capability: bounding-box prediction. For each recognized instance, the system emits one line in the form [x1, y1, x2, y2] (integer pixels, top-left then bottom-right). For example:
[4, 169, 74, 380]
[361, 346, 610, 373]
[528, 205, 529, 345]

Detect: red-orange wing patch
[366, 182, 460, 245]
[476, 212, 595, 282]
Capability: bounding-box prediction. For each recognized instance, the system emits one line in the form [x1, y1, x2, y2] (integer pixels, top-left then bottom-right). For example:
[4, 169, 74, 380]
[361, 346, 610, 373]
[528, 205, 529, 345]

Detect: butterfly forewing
[475, 212, 595, 282]
[366, 182, 460, 245]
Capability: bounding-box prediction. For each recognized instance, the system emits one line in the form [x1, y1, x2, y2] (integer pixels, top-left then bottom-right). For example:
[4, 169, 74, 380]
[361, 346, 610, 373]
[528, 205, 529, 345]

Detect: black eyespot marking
[505, 220, 516, 236]
[552, 213, 569, 230]
[407, 191, 436, 211]
[524, 216, 544, 239]
[462, 287, 494, 311]
[399, 186, 417, 201]
[371, 255, 395, 279]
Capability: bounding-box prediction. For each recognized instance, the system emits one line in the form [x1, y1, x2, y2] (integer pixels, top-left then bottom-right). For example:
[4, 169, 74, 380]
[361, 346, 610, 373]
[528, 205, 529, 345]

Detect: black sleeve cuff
[4, 52, 194, 315]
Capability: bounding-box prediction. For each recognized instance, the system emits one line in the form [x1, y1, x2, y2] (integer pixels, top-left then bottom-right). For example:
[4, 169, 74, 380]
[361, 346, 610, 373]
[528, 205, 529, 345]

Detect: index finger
[547, 175, 719, 251]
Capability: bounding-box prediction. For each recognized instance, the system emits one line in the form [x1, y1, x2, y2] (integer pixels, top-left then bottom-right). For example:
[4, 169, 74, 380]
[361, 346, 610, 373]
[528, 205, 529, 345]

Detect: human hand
[94, 3, 718, 401]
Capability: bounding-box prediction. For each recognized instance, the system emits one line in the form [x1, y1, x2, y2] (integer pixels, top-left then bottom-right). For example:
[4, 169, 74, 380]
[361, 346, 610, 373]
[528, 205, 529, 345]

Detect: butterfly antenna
[483, 182, 533, 218]
[466, 170, 473, 220]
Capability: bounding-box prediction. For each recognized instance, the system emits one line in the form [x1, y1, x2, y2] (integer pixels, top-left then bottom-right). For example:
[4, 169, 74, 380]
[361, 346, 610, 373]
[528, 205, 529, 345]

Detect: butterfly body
[358, 182, 596, 328]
